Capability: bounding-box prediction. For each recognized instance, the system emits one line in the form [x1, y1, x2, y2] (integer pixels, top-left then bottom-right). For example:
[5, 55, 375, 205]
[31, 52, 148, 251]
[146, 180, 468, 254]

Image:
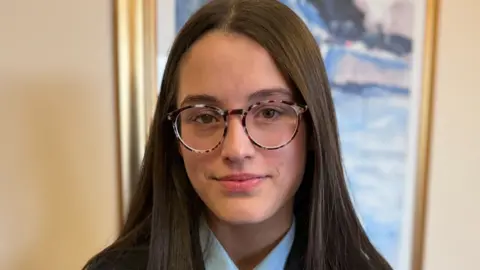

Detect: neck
[206, 201, 294, 270]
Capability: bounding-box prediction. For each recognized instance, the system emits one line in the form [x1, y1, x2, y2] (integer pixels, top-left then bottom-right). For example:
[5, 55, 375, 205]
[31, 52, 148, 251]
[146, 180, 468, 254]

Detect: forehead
[177, 31, 291, 107]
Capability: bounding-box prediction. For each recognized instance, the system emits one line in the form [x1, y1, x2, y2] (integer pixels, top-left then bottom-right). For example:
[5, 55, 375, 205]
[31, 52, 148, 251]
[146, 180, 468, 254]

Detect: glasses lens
[176, 106, 224, 151]
[246, 102, 299, 148]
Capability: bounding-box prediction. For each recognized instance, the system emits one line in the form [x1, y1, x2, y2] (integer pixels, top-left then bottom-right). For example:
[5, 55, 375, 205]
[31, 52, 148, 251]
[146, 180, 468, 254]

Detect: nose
[220, 115, 255, 164]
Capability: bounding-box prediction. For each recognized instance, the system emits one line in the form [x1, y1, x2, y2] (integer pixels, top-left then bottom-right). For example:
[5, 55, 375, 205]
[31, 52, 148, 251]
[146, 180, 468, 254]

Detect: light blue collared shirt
[199, 219, 296, 270]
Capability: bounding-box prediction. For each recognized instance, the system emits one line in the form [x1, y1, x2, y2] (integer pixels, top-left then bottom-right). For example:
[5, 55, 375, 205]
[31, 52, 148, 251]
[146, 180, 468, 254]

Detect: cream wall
[0, 0, 478, 270]
[422, 0, 480, 269]
[0, 1, 120, 270]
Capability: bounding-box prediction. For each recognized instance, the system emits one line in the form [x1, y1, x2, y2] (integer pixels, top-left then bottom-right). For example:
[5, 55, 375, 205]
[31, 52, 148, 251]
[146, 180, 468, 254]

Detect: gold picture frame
[113, 1, 440, 269]
[113, 0, 158, 220]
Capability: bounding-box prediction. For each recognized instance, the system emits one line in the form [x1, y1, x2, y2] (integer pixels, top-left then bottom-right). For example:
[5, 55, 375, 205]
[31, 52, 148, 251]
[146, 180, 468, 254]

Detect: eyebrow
[179, 88, 293, 107]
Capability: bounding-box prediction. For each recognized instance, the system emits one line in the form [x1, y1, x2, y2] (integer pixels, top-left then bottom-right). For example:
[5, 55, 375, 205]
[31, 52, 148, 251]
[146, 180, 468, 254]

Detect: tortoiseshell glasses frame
[167, 100, 308, 154]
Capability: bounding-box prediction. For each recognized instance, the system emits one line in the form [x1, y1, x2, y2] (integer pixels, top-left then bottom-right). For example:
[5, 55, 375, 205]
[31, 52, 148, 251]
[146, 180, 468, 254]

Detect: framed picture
[114, 0, 439, 269]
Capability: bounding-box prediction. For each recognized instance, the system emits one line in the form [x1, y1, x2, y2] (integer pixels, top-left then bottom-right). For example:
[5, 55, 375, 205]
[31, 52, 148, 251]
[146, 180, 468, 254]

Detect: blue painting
[175, 0, 419, 268]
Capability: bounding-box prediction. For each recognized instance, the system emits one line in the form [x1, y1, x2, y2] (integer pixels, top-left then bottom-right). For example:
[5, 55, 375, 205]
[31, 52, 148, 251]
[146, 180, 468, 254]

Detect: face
[176, 31, 307, 225]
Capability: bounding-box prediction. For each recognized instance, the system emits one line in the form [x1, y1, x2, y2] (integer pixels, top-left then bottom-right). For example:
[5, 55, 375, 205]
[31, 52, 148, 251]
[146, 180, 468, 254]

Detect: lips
[213, 173, 267, 193]
[215, 173, 265, 182]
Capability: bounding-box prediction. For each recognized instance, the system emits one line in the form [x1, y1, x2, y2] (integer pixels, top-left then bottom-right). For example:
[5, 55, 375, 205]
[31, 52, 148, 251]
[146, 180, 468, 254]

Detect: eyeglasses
[167, 100, 308, 153]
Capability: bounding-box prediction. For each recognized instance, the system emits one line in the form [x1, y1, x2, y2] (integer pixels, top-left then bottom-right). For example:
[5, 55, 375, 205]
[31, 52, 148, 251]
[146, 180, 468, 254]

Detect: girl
[85, 0, 393, 269]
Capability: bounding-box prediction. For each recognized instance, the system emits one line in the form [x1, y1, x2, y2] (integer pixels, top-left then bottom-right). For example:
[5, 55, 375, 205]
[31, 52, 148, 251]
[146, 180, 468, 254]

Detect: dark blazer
[85, 239, 305, 270]
[85, 244, 149, 270]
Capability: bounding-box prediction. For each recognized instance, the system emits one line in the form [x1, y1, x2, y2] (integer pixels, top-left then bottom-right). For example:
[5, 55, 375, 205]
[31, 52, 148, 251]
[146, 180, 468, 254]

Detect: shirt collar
[199, 218, 296, 270]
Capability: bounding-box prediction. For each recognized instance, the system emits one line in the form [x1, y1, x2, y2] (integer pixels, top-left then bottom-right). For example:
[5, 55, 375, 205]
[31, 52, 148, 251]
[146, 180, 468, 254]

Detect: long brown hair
[85, 0, 393, 269]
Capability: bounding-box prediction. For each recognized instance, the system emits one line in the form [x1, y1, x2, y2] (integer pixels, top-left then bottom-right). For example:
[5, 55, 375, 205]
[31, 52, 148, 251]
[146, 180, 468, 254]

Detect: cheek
[286, 124, 308, 179]
[284, 121, 307, 161]
[264, 123, 307, 180]
[180, 147, 214, 183]
[180, 147, 199, 181]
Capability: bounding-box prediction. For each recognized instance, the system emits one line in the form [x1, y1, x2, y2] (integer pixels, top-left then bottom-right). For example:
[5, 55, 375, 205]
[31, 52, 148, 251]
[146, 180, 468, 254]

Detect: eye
[180, 107, 223, 126]
[260, 108, 280, 119]
[193, 113, 218, 124]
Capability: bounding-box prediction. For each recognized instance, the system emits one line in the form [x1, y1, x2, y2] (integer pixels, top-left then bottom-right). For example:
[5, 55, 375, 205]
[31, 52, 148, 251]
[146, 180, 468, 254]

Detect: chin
[218, 215, 265, 225]
[209, 202, 275, 225]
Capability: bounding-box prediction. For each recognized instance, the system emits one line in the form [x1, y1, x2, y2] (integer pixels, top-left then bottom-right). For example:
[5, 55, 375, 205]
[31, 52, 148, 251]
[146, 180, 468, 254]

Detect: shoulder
[84, 245, 149, 270]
